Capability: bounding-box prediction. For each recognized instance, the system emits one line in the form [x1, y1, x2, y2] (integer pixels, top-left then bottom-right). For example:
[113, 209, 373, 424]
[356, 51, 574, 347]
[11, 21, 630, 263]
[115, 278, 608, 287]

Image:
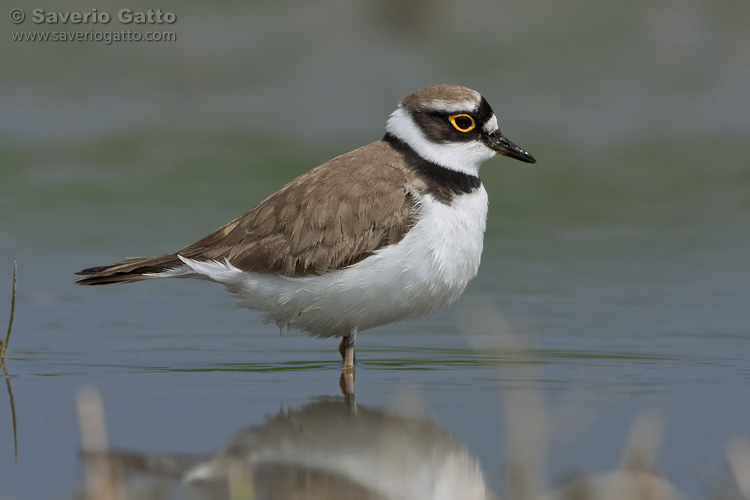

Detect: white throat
[385, 107, 497, 176]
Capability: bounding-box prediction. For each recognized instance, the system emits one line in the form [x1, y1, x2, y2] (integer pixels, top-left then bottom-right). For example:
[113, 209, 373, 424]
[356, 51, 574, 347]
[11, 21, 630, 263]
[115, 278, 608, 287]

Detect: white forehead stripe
[423, 99, 480, 114]
[483, 114, 499, 133]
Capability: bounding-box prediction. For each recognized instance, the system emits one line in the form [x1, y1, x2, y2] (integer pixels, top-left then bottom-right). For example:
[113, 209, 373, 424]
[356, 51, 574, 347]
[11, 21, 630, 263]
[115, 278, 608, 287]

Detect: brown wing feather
[76, 254, 184, 285]
[176, 141, 417, 277]
[76, 140, 418, 285]
[76, 141, 417, 285]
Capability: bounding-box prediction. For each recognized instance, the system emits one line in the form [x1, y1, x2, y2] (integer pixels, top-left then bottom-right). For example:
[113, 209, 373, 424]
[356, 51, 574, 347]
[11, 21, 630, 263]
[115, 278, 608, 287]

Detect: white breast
[174, 188, 489, 338]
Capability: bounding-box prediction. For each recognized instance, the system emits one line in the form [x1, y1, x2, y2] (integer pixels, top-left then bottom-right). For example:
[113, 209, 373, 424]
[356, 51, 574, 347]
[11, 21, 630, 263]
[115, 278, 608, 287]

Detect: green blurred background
[3, 0, 748, 258]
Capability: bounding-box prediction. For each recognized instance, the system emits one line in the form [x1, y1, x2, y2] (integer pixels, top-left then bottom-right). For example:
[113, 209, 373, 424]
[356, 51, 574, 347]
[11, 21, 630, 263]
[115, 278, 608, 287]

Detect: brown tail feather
[75, 254, 182, 286]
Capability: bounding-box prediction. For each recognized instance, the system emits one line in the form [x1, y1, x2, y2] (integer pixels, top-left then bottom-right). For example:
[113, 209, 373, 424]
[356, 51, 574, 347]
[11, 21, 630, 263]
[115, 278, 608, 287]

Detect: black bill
[485, 131, 536, 164]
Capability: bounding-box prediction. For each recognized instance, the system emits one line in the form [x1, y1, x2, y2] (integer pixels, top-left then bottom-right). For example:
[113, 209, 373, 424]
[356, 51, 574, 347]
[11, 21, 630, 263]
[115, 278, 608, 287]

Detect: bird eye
[448, 114, 476, 133]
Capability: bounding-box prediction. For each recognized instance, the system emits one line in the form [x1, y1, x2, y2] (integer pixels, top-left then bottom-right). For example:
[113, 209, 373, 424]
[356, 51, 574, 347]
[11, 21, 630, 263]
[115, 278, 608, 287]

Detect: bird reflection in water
[78, 395, 492, 500]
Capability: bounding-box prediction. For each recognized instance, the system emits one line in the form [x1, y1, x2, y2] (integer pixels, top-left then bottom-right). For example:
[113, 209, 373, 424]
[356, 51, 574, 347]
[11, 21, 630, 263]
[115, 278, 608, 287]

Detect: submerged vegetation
[2, 262, 18, 462]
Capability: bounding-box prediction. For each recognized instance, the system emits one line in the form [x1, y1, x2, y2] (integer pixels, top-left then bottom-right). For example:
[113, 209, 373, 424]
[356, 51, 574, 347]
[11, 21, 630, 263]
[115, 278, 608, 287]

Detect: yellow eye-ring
[448, 114, 476, 133]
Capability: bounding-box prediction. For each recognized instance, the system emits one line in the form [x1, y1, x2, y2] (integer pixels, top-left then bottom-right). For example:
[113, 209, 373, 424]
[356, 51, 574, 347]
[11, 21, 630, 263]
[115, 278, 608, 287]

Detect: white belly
[177, 188, 488, 338]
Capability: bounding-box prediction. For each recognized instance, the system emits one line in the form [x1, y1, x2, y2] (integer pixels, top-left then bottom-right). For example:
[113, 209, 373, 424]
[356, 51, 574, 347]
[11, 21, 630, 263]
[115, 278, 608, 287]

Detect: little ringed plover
[76, 85, 536, 370]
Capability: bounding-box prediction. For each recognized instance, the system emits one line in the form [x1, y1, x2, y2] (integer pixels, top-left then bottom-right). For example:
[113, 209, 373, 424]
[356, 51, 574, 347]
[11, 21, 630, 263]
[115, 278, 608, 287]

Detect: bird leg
[339, 371, 356, 406]
[338, 332, 356, 373]
[338, 331, 357, 399]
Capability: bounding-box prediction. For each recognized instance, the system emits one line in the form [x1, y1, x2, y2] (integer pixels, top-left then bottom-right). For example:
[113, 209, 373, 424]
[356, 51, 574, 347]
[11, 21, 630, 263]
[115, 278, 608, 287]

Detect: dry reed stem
[0, 261, 17, 370]
[78, 387, 124, 500]
[461, 301, 548, 500]
[619, 412, 665, 473]
[727, 437, 750, 500]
